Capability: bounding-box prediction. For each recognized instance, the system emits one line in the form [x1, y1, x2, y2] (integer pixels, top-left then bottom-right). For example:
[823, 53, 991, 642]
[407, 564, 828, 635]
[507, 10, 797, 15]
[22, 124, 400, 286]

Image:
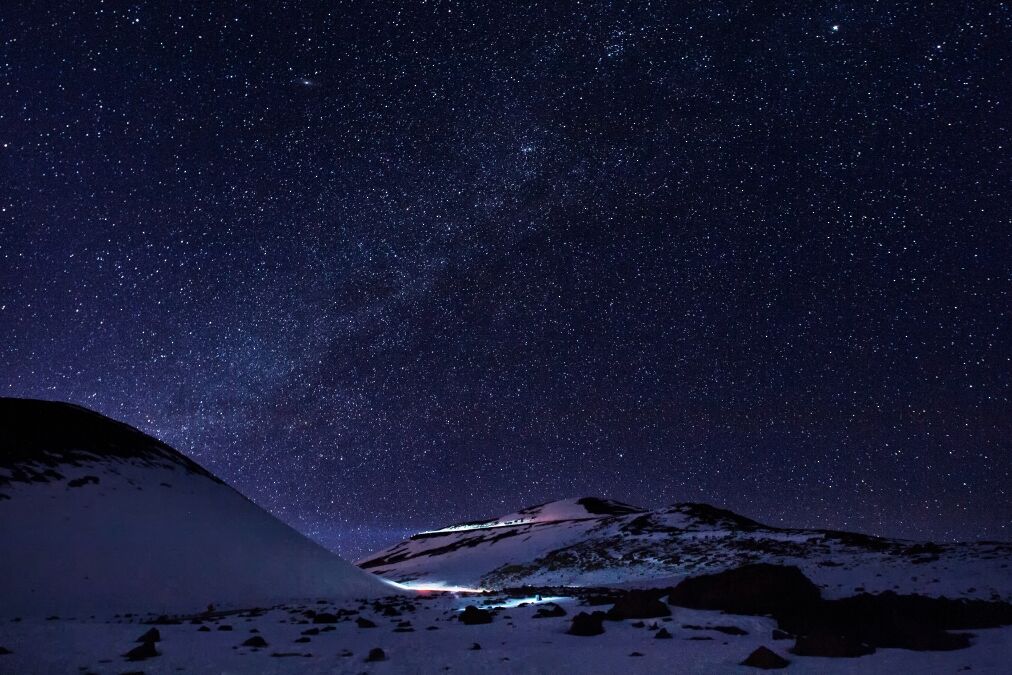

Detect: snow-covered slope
[0, 397, 395, 617]
[359, 497, 1012, 601]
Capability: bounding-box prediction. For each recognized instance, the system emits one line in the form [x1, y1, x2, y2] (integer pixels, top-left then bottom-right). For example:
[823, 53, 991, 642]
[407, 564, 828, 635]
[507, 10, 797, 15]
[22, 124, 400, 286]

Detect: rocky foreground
[3, 564, 1011, 673]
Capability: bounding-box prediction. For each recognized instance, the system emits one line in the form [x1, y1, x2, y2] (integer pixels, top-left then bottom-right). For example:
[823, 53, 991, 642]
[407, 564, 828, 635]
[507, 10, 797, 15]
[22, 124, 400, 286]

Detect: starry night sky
[2, 2, 1009, 558]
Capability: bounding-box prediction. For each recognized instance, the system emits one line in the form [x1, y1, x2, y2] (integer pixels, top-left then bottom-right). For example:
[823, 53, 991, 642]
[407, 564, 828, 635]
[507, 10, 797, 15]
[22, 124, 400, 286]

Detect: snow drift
[0, 397, 395, 617]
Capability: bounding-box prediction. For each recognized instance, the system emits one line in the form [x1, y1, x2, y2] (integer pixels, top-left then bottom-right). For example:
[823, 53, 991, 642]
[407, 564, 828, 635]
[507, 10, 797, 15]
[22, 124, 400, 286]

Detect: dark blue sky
[2, 2, 1008, 558]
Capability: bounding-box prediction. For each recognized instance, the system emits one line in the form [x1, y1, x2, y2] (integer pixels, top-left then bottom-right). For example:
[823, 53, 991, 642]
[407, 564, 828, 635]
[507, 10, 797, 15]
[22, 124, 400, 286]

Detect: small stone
[741, 646, 790, 669]
[135, 628, 160, 643]
[123, 641, 159, 661]
[568, 612, 605, 636]
[459, 606, 493, 625]
[365, 647, 386, 662]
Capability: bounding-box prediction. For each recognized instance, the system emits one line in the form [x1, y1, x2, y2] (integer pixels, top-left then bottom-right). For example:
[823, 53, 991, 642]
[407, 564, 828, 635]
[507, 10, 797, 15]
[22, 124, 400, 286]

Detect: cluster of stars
[1, 2, 1008, 558]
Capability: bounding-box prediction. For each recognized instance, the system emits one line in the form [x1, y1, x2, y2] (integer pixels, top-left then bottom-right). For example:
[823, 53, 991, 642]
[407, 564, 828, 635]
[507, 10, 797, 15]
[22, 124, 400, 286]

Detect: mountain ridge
[359, 496, 1012, 601]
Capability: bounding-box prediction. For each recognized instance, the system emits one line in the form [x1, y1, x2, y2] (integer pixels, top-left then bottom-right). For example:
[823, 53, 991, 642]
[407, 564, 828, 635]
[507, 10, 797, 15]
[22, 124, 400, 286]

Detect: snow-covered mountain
[359, 497, 1012, 601]
[0, 397, 395, 618]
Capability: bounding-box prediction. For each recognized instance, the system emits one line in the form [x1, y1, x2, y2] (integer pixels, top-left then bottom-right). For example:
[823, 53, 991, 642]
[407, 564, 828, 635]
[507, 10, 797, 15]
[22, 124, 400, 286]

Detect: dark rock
[533, 603, 567, 618]
[301, 628, 320, 636]
[470, 642, 481, 650]
[655, 627, 673, 639]
[629, 651, 643, 656]
[294, 637, 311, 643]
[712, 625, 748, 635]
[459, 605, 493, 625]
[668, 564, 821, 619]
[606, 591, 671, 620]
[312, 612, 338, 624]
[576, 497, 645, 516]
[631, 621, 645, 628]
[135, 628, 160, 643]
[791, 633, 875, 658]
[0, 647, 11, 655]
[217, 624, 233, 631]
[365, 647, 387, 662]
[197, 626, 211, 632]
[568, 611, 605, 636]
[123, 641, 159, 661]
[356, 617, 377, 628]
[67, 475, 100, 487]
[241, 636, 268, 648]
[782, 592, 1005, 652]
[741, 646, 790, 669]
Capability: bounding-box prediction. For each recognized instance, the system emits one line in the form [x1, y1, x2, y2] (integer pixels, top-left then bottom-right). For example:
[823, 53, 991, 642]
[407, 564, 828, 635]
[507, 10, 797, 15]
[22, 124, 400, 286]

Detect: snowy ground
[2, 592, 1010, 674]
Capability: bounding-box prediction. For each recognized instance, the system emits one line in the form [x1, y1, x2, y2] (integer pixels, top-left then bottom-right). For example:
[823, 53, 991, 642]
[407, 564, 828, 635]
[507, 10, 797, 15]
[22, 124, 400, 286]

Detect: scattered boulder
[533, 603, 567, 618]
[365, 647, 387, 662]
[123, 641, 159, 661]
[197, 626, 211, 632]
[356, 617, 377, 628]
[470, 642, 482, 650]
[668, 564, 821, 619]
[217, 624, 233, 631]
[568, 612, 605, 636]
[294, 637, 311, 643]
[606, 591, 671, 620]
[0, 647, 11, 655]
[135, 628, 160, 643]
[741, 646, 790, 669]
[781, 592, 1006, 652]
[791, 633, 875, 658]
[67, 475, 100, 488]
[655, 627, 673, 639]
[459, 606, 493, 625]
[241, 636, 268, 648]
[712, 625, 748, 636]
[301, 628, 320, 636]
[312, 612, 338, 624]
